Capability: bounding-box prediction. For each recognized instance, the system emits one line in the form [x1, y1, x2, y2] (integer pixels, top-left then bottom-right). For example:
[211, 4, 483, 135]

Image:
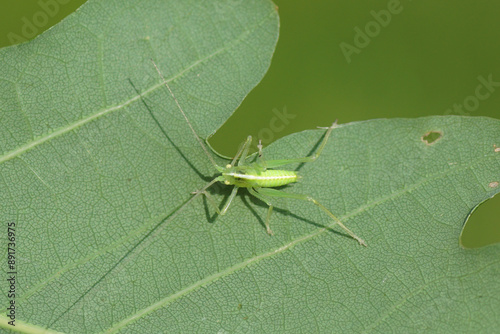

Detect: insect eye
[226, 164, 232, 168]
[224, 180, 230, 185]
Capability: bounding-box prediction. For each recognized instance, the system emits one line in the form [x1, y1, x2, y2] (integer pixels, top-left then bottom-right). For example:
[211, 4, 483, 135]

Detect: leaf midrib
[0, 8, 277, 165]
[10, 126, 498, 331]
[0, 53, 204, 164]
[94, 147, 497, 332]
[8, 5, 281, 306]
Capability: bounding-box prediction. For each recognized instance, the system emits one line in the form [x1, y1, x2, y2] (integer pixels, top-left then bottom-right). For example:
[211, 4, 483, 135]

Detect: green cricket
[152, 60, 366, 246]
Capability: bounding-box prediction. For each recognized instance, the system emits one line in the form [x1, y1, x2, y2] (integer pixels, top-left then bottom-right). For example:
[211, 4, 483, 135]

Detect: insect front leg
[220, 185, 239, 215]
[256, 187, 366, 246]
[235, 136, 252, 166]
[247, 187, 274, 235]
[256, 139, 267, 171]
[194, 184, 239, 217]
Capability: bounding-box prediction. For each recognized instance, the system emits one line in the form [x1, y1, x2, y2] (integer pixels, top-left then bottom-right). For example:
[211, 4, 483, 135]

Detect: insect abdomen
[223, 169, 300, 188]
[251, 170, 299, 188]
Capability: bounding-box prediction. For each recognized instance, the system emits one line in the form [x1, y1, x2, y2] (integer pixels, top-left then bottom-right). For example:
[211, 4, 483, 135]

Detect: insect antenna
[151, 59, 218, 168]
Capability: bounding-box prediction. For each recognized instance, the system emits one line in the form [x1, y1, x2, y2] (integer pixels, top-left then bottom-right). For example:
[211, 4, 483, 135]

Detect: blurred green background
[1, 0, 498, 247]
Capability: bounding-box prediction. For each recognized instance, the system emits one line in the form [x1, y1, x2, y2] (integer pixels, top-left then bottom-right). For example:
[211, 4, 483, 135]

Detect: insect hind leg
[256, 187, 366, 246]
[254, 121, 339, 169]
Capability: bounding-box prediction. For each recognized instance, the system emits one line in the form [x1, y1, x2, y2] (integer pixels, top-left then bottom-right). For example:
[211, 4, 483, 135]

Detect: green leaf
[1, 1, 500, 334]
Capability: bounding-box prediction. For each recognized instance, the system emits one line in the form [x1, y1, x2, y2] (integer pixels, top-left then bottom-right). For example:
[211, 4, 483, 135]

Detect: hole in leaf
[460, 194, 500, 248]
[421, 131, 442, 145]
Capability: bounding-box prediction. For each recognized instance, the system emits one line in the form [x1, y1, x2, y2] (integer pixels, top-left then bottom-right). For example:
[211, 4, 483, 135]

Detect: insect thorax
[222, 168, 299, 188]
